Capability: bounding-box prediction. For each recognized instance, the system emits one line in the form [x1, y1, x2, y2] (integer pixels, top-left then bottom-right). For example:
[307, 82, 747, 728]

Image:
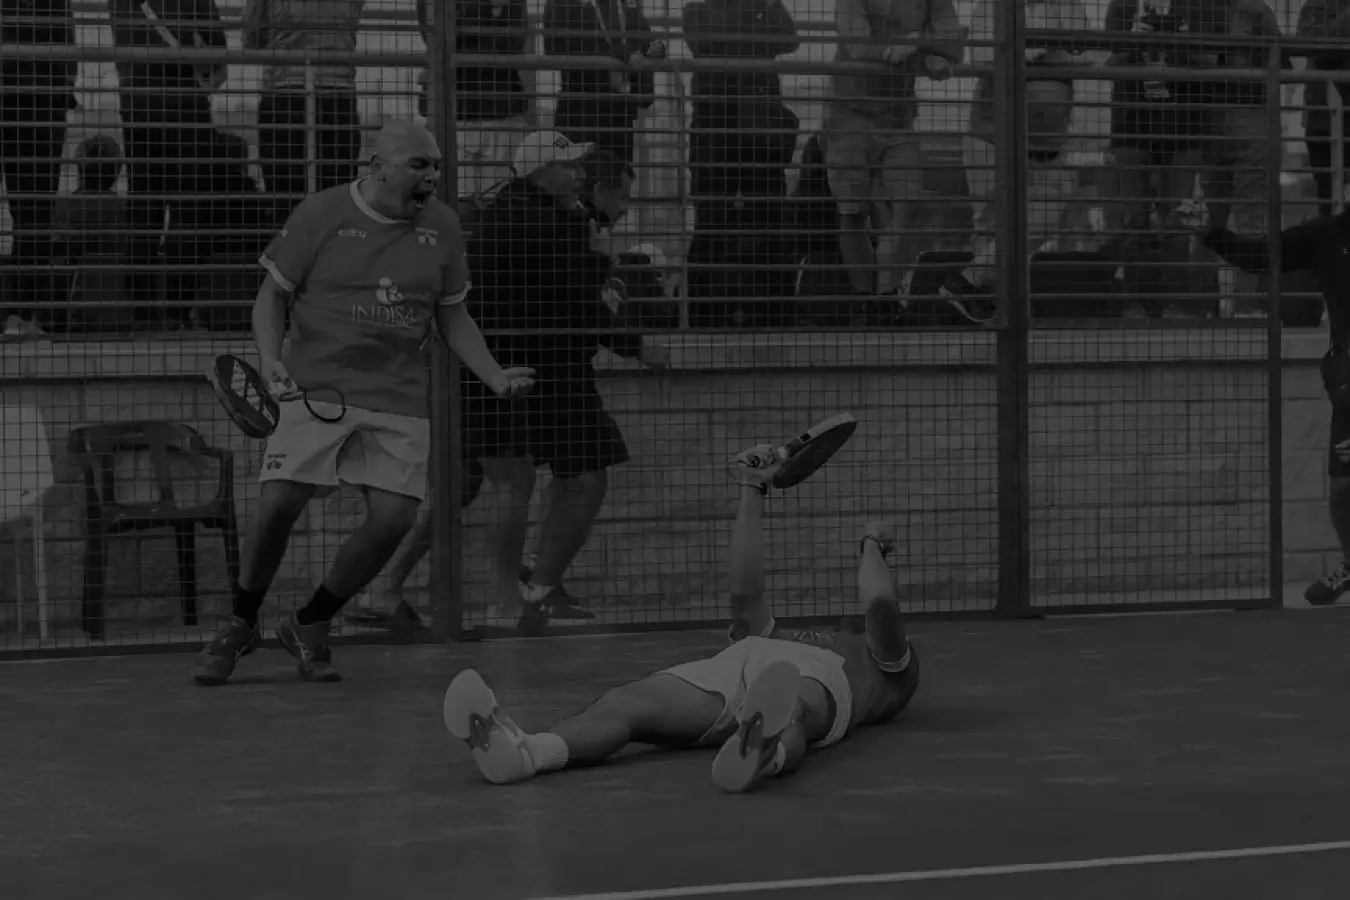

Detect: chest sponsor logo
[352, 276, 429, 328]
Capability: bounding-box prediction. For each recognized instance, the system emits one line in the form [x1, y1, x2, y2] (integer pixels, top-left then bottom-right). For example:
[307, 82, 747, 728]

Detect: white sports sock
[524, 732, 569, 773]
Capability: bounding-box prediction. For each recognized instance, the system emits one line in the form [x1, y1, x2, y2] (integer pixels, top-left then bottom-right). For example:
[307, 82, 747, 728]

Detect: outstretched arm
[728, 485, 770, 635]
[726, 447, 779, 639]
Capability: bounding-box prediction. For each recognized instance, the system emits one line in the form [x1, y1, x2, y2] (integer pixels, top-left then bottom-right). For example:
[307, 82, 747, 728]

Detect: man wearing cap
[464, 130, 667, 631]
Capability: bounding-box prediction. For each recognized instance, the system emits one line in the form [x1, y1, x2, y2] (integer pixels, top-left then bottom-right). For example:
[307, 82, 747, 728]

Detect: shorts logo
[265, 452, 286, 471]
[376, 277, 406, 306]
[339, 228, 367, 239]
[416, 227, 438, 246]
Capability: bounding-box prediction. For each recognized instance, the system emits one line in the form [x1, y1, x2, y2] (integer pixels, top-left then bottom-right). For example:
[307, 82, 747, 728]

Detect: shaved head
[372, 120, 441, 165]
[363, 120, 444, 218]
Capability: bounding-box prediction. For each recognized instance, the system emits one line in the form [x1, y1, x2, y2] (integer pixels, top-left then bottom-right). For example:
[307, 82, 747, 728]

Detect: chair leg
[174, 522, 199, 627]
[82, 520, 107, 641]
[34, 505, 49, 642]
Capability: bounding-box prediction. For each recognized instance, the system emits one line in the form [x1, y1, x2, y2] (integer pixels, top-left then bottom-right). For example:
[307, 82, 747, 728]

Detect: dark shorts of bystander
[463, 376, 629, 478]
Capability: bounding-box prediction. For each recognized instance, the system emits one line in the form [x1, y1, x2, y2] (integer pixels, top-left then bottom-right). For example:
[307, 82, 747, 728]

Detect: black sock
[296, 584, 348, 626]
[232, 586, 266, 626]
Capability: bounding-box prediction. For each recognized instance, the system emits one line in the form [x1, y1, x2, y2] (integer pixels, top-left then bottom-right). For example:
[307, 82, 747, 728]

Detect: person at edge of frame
[1172, 198, 1350, 605]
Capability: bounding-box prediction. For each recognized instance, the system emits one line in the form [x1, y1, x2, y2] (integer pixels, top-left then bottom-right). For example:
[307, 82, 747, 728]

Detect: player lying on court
[443, 442, 920, 793]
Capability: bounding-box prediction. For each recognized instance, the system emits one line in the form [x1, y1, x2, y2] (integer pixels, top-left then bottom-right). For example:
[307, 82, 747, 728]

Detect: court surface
[4, 608, 1350, 900]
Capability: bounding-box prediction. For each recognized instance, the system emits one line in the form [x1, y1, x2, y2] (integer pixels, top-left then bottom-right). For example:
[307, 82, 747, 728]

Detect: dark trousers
[119, 90, 224, 323]
[258, 89, 362, 219]
[686, 98, 799, 321]
[1, 88, 68, 320]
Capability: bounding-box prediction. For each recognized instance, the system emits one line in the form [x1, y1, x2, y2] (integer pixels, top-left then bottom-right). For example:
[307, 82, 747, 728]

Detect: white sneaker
[443, 669, 538, 784]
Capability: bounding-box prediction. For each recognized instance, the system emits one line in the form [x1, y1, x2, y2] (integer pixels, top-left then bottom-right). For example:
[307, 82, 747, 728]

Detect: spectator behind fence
[543, 0, 664, 163]
[1102, 0, 1208, 316]
[417, 0, 532, 198]
[242, 0, 364, 217]
[1297, 0, 1350, 216]
[826, 0, 963, 302]
[963, 0, 1087, 297]
[51, 135, 131, 334]
[110, 0, 229, 328]
[682, 0, 800, 312]
[1, 0, 77, 336]
[1181, 0, 1288, 318]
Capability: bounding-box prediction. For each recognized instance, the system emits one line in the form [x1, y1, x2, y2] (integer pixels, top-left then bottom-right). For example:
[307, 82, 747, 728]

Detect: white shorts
[259, 401, 430, 500]
[660, 637, 853, 749]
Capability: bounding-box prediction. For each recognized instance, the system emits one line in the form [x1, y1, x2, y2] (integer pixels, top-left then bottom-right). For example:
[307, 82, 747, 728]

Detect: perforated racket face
[207, 354, 281, 439]
[772, 418, 857, 488]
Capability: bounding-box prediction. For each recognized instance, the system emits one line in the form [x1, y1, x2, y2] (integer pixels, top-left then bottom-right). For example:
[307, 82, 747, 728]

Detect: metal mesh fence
[0, 0, 1332, 655]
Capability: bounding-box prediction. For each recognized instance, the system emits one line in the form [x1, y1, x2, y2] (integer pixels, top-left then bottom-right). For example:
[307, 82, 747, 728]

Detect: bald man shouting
[193, 121, 535, 687]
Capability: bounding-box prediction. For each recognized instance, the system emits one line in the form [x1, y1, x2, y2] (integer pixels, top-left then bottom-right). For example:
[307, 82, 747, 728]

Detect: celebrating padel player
[444, 440, 920, 792]
[1173, 199, 1350, 606]
[193, 121, 534, 686]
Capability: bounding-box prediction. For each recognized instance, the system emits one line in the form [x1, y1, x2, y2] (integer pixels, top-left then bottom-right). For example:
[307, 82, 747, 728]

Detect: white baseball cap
[512, 131, 594, 178]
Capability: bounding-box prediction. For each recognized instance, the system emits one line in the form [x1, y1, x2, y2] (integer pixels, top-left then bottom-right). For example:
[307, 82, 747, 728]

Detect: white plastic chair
[0, 406, 54, 640]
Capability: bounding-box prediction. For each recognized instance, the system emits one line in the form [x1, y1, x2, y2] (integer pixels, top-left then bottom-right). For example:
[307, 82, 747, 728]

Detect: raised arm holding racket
[194, 120, 533, 688]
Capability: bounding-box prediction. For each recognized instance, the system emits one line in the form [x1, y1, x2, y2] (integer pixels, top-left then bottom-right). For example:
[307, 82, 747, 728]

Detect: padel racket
[748, 412, 858, 489]
[206, 354, 345, 439]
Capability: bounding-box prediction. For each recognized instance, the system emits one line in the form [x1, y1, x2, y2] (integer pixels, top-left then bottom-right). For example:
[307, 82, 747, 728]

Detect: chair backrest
[0, 406, 55, 521]
[68, 420, 211, 508]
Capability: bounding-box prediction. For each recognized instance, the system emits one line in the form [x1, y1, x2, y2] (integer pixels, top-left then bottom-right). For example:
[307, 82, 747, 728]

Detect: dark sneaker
[276, 614, 342, 682]
[517, 565, 595, 620]
[1305, 563, 1350, 606]
[516, 601, 549, 637]
[192, 616, 260, 686]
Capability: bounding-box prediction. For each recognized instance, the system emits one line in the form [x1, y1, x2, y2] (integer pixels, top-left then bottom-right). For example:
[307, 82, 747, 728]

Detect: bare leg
[1331, 477, 1350, 560]
[479, 456, 537, 617]
[238, 480, 315, 595]
[548, 674, 725, 766]
[528, 469, 607, 590]
[444, 668, 723, 784]
[319, 488, 421, 600]
[838, 210, 876, 295]
[724, 445, 782, 640]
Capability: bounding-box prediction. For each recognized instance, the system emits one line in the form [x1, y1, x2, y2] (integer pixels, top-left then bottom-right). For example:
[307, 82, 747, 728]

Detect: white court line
[530, 841, 1350, 900]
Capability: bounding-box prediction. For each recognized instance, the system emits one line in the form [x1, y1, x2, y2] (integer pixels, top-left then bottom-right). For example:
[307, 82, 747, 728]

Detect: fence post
[1265, 43, 1285, 608]
[428, 0, 466, 642]
[994, 0, 1032, 615]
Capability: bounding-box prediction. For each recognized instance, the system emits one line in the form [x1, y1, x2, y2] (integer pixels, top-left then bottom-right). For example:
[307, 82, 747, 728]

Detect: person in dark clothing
[543, 0, 663, 163]
[1297, 0, 1350, 216]
[109, 0, 229, 327]
[465, 130, 666, 631]
[1, 0, 77, 332]
[417, 0, 533, 197]
[242, 0, 364, 217]
[1176, 199, 1350, 604]
[682, 0, 800, 321]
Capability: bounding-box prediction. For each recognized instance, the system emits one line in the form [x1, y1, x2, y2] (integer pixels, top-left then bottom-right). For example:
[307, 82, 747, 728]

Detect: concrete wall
[0, 330, 1293, 644]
